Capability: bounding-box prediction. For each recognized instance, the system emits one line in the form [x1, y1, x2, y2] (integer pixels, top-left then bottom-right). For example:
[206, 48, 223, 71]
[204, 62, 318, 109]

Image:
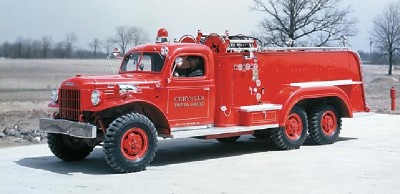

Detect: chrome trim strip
[290, 79, 362, 88]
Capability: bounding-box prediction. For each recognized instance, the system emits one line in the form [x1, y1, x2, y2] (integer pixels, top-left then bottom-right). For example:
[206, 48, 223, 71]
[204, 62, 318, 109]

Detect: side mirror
[174, 57, 183, 67]
[169, 57, 184, 81]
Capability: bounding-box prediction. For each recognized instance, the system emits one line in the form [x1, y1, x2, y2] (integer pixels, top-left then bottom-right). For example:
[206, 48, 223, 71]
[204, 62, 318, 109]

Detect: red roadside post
[391, 87, 396, 111]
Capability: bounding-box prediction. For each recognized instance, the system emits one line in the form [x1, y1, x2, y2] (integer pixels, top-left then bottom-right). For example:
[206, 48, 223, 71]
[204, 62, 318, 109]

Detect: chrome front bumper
[39, 118, 97, 138]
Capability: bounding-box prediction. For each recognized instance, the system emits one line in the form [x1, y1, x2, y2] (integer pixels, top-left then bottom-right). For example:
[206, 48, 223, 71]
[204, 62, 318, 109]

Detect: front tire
[308, 104, 341, 145]
[103, 113, 158, 173]
[270, 106, 308, 150]
[47, 133, 94, 161]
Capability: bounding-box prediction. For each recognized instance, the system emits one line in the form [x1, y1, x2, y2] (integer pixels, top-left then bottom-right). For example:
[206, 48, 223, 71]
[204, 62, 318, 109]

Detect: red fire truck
[40, 28, 369, 173]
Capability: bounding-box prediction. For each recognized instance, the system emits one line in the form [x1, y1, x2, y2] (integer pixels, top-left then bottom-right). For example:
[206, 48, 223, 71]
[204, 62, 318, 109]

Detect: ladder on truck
[179, 30, 262, 53]
[178, 30, 351, 54]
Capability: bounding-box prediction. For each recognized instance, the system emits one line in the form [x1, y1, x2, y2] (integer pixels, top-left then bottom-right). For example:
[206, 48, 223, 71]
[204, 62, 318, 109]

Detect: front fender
[87, 98, 165, 117]
[273, 86, 352, 126]
[87, 98, 171, 135]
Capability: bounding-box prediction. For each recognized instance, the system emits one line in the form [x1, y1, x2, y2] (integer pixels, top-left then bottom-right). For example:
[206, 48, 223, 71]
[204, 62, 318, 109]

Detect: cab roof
[126, 43, 212, 55]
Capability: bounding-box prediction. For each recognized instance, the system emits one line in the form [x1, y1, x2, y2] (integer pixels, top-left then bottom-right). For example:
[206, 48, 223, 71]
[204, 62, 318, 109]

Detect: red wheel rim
[121, 128, 149, 160]
[285, 113, 303, 140]
[321, 111, 337, 136]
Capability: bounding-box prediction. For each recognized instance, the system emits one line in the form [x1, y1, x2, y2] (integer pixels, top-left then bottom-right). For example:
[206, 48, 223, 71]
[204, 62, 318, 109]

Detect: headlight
[91, 90, 101, 105]
[51, 89, 58, 102]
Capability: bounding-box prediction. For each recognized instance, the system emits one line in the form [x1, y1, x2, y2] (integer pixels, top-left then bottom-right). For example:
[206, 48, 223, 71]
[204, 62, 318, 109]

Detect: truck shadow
[15, 135, 357, 175]
[303, 136, 358, 146]
[151, 136, 277, 166]
[15, 151, 115, 175]
[152, 136, 358, 166]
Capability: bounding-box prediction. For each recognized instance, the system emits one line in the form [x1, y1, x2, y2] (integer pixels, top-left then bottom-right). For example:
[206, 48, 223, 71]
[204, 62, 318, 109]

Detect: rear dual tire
[270, 104, 342, 149]
[308, 104, 341, 145]
[270, 106, 308, 150]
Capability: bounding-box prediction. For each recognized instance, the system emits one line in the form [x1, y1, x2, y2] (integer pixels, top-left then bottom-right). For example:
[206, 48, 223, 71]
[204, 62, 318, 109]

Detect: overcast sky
[0, 0, 395, 52]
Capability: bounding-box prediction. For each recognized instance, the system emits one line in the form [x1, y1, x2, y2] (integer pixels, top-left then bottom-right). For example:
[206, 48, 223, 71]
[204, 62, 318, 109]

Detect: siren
[156, 28, 169, 43]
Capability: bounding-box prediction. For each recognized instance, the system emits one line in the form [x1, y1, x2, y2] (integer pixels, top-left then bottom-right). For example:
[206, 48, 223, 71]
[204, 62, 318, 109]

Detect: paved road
[1, 114, 400, 194]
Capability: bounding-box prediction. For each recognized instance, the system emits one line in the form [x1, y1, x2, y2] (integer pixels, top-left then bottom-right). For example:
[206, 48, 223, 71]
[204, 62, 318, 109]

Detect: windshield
[120, 52, 165, 73]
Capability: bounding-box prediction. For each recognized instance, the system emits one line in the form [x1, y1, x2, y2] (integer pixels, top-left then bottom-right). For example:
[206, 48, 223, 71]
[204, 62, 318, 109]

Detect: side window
[172, 55, 205, 78]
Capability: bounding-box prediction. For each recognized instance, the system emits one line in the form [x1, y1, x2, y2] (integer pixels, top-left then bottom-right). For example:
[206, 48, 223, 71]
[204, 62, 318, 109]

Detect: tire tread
[47, 133, 93, 162]
[103, 113, 158, 173]
[308, 103, 342, 145]
[270, 106, 307, 150]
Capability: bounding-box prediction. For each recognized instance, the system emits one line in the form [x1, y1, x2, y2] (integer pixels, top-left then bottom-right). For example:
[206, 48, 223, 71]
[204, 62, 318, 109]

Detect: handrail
[229, 40, 255, 44]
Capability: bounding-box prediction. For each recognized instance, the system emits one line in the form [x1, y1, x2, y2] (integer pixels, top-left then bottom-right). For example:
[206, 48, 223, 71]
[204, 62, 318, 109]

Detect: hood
[60, 73, 162, 89]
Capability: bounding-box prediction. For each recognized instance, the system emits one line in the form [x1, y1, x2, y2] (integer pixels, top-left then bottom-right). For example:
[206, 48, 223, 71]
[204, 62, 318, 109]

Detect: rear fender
[273, 86, 352, 126]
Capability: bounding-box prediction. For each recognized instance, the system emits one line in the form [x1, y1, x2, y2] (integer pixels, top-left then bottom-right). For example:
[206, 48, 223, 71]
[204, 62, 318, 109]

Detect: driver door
[166, 54, 214, 128]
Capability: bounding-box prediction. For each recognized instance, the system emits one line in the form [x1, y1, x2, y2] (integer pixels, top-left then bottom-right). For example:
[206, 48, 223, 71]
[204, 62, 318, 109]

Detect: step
[238, 104, 282, 112]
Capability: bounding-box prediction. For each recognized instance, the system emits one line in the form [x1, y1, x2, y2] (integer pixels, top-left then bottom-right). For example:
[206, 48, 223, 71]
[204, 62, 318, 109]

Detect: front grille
[59, 89, 81, 121]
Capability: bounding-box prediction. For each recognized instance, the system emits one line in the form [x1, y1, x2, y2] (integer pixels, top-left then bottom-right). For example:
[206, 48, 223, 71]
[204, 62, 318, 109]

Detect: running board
[170, 124, 279, 139]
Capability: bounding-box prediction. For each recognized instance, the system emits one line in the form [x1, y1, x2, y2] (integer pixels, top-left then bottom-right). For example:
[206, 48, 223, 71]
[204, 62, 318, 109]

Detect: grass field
[0, 59, 119, 101]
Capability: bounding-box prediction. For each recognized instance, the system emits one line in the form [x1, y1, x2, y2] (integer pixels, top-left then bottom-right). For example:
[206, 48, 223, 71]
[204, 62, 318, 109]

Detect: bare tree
[41, 36, 52, 58]
[53, 41, 66, 58]
[132, 27, 150, 46]
[113, 25, 149, 55]
[114, 26, 134, 55]
[371, 1, 400, 75]
[21, 38, 33, 58]
[104, 37, 114, 56]
[0, 42, 11, 58]
[88, 38, 102, 58]
[252, 0, 357, 47]
[15, 37, 24, 58]
[19, 39, 41, 58]
[65, 32, 78, 57]
[31, 40, 41, 58]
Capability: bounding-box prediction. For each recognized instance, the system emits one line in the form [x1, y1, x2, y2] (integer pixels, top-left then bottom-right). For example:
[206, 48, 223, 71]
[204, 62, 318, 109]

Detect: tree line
[0, 0, 399, 75]
[0, 25, 149, 59]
